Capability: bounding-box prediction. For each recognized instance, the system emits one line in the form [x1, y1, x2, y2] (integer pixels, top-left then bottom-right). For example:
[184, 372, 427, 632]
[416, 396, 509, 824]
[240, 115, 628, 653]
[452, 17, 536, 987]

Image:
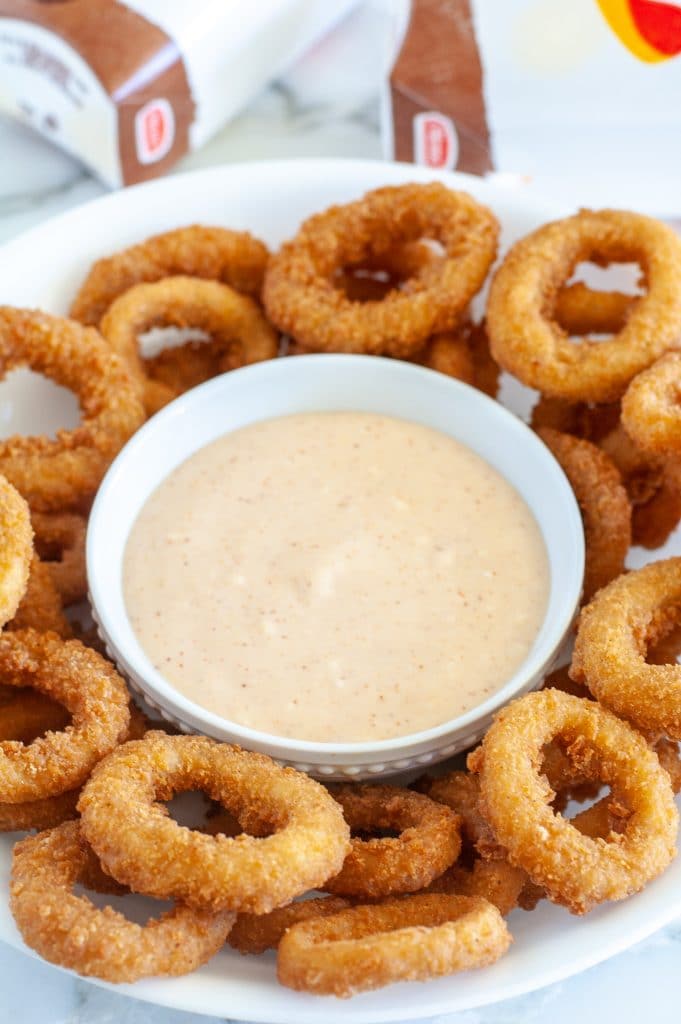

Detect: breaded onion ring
[530, 395, 621, 443]
[334, 240, 441, 303]
[0, 309, 145, 511]
[0, 475, 32, 629]
[413, 770, 501, 860]
[10, 821, 234, 981]
[537, 427, 631, 601]
[622, 352, 681, 456]
[229, 896, 352, 956]
[70, 225, 269, 326]
[599, 423, 681, 549]
[8, 556, 72, 638]
[571, 558, 681, 737]
[0, 787, 79, 833]
[0, 687, 69, 744]
[322, 785, 461, 899]
[426, 858, 527, 916]
[0, 630, 130, 802]
[277, 893, 511, 997]
[31, 512, 86, 606]
[100, 276, 279, 415]
[470, 689, 678, 913]
[554, 282, 633, 336]
[78, 731, 350, 913]
[487, 209, 681, 402]
[264, 183, 498, 357]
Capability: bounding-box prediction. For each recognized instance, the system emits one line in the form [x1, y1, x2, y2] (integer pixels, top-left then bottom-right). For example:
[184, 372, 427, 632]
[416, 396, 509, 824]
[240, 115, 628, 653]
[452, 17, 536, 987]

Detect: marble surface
[1, 3, 680, 1020]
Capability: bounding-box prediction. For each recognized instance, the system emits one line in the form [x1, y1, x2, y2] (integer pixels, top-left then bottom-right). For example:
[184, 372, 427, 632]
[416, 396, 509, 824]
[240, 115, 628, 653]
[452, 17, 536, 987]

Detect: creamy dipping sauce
[124, 412, 549, 742]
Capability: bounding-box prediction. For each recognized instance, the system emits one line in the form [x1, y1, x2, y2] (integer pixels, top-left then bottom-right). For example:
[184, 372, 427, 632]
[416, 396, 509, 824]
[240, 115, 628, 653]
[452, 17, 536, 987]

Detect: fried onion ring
[425, 859, 526, 916]
[554, 282, 633, 336]
[622, 352, 681, 456]
[100, 276, 279, 415]
[10, 821, 235, 981]
[414, 770, 501, 860]
[264, 183, 498, 357]
[229, 896, 352, 956]
[70, 225, 269, 326]
[8, 556, 72, 638]
[322, 785, 461, 899]
[571, 558, 681, 737]
[277, 893, 511, 997]
[0, 308, 145, 511]
[78, 731, 350, 913]
[0, 630, 130, 802]
[537, 427, 631, 601]
[470, 689, 678, 913]
[487, 209, 681, 402]
[599, 423, 681, 548]
[31, 512, 86, 606]
[0, 787, 79, 833]
[0, 475, 32, 629]
[0, 687, 69, 743]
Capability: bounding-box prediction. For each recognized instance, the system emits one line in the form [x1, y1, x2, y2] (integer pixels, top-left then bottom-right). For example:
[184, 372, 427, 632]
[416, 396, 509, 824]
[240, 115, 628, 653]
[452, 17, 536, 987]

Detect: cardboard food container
[0, 0, 358, 187]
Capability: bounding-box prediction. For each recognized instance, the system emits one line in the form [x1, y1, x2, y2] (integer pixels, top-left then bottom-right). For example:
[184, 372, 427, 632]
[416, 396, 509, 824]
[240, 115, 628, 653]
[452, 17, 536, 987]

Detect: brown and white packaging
[0, 0, 358, 188]
[386, 0, 681, 215]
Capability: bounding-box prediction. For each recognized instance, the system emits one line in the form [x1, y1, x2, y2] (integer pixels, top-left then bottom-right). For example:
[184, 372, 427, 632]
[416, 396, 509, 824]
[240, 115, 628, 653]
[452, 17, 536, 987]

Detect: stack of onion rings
[99, 276, 279, 415]
[70, 225, 269, 326]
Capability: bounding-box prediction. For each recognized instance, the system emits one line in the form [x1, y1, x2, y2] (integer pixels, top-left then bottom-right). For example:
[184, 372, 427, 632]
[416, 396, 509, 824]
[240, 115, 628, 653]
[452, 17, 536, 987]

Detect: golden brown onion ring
[0, 475, 32, 629]
[31, 512, 87, 606]
[322, 784, 462, 899]
[100, 276, 279, 415]
[10, 821, 235, 981]
[70, 225, 269, 326]
[622, 352, 681, 456]
[469, 689, 678, 914]
[0, 308, 145, 512]
[228, 896, 352, 956]
[537, 427, 631, 601]
[264, 183, 498, 358]
[571, 558, 681, 737]
[78, 731, 350, 913]
[277, 893, 511, 997]
[487, 209, 681, 402]
[8, 556, 71, 638]
[0, 630, 130, 803]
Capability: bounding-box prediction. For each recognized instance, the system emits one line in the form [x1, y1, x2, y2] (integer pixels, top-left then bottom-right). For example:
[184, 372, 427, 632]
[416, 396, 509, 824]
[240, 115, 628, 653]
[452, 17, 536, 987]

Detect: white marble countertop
[1, 4, 680, 1020]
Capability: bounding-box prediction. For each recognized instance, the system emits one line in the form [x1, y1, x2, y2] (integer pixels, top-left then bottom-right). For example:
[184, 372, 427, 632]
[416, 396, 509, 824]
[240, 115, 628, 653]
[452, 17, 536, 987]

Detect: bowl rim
[88, 353, 585, 758]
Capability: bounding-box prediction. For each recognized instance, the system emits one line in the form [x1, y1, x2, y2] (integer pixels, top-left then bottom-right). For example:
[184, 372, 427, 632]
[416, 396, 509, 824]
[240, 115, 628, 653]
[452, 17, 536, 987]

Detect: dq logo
[597, 0, 681, 61]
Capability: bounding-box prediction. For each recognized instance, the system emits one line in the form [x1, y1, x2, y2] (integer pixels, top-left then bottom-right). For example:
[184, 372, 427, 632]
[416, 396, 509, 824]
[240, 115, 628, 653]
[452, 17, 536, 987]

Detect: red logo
[413, 112, 459, 170]
[135, 99, 175, 165]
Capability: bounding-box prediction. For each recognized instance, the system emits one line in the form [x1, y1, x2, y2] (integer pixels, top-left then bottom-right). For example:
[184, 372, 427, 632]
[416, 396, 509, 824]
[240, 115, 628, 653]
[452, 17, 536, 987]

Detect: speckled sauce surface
[124, 412, 549, 742]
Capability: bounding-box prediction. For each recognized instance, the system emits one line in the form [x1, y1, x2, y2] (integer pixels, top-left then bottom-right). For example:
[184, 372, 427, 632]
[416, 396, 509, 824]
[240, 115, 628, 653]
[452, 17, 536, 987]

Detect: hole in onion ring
[72, 884, 175, 927]
[0, 368, 79, 439]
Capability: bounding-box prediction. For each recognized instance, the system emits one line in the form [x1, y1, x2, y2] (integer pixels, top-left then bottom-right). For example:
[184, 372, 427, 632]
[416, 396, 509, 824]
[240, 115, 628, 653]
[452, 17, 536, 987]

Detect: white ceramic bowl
[88, 353, 584, 779]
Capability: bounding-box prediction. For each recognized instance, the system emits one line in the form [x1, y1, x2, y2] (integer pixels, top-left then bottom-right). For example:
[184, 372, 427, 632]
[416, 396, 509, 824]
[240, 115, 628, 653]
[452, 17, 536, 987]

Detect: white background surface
[0, 2, 680, 1020]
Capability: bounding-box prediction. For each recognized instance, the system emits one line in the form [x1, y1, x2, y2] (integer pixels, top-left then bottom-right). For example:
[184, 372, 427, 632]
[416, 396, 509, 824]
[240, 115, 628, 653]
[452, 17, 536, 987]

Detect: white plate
[0, 158, 678, 1021]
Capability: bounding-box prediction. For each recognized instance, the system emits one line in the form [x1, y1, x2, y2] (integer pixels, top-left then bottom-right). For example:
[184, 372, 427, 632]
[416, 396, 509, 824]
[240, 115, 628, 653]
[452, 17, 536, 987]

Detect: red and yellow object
[597, 0, 681, 61]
